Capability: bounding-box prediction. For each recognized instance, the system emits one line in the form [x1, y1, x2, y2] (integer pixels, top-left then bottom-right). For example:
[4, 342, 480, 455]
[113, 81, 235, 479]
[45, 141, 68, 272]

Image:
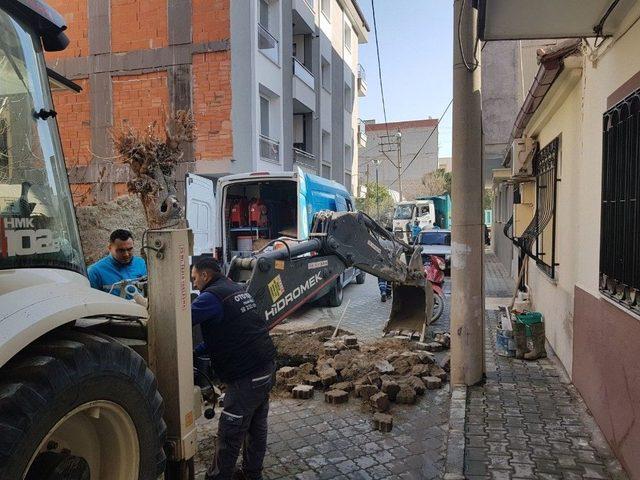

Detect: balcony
[293, 147, 318, 173]
[259, 134, 280, 163]
[293, 0, 315, 34]
[357, 64, 367, 97]
[357, 119, 367, 147]
[292, 57, 316, 112]
[293, 57, 315, 89]
[258, 24, 279, 64]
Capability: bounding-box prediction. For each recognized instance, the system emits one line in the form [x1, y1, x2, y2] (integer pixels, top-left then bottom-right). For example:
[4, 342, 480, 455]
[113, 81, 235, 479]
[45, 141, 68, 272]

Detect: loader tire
[0, 329, 166, 480]
[327, 277, 344, 307]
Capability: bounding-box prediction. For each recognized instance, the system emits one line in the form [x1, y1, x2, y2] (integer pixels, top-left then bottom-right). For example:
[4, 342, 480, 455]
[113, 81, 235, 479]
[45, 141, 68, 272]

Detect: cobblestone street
[464, 256, 628, 480]
[195, 273, 452, 479]
[194, 257, 628, 479]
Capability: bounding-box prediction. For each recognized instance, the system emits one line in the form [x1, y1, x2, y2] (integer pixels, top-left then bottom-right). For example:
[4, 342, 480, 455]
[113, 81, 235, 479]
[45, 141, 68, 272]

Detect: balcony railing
[293, 57, 315, 89]
[258, 24, 279, 64]
[293, 147, 317, 172]
[357, 119, 367, 146]
[357, 63, 367, 96]
[259, 134, 280, 163]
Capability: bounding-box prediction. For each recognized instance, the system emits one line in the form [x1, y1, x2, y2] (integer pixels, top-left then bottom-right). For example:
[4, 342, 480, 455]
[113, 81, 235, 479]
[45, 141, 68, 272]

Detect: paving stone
[325, 389, 349, 404]
[302, 374, 322, 388]
[405, 376, 426, 395]
[292, 385, 314, 399]
[319, 367, 338, 387]
[369, 392, 390, 412]
[374, 359, 395, 373]
[422, 376, 442, 390]
[343, 335, 358, 346]
[395, 385, 417, 404]
[373, 413, 393, 433]
[278, 366, 298, 378]
[429, 365, 448, 381]
[410, 363, 431, 376]
[355, 384, 378, 400]
[331, 381, 354, 392]
[381, 380, 401, 401]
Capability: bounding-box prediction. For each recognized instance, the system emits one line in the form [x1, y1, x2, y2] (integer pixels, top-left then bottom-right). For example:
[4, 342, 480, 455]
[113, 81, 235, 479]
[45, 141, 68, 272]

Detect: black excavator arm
[228, 211, 433, 335]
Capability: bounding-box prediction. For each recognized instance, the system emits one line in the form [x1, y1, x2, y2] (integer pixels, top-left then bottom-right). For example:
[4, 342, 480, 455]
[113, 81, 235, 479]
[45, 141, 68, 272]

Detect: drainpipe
[450, 0, 485, 386]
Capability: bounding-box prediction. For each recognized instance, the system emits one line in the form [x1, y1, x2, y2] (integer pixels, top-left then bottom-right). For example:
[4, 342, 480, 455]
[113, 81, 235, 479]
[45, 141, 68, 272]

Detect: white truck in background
[392, 199, 437, 234]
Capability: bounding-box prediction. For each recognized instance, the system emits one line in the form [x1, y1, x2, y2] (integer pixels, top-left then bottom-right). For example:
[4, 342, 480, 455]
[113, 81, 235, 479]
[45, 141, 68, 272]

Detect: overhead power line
[370, 0, 391, 142]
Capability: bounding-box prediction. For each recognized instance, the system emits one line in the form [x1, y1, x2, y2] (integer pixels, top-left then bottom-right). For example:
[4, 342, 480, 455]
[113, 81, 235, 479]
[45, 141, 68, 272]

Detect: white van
[186, 167, 364, 306]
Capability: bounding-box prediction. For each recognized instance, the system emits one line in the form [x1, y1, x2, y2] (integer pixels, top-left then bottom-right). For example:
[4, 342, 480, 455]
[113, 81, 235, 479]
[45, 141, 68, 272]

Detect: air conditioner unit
[511, 137, 537, 178]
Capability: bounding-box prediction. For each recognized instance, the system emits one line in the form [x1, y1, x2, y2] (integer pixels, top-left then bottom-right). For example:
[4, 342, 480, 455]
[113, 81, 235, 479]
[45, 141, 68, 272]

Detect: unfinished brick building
[46, 0, 368, 211]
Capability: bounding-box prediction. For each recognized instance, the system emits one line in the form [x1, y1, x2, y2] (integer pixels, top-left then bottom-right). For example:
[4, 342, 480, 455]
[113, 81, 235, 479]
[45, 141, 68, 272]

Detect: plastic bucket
[495, 328, 515, 357]
[515, 312, 543, 337]
[237, 235, 253, 252]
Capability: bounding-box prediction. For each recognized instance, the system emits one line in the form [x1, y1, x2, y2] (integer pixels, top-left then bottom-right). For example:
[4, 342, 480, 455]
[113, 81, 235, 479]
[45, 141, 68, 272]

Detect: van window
[419, 205, 430, 216]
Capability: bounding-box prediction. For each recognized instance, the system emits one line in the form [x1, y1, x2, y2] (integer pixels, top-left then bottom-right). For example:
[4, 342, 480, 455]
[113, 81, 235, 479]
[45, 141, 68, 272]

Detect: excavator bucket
[384, 283, 434, 335]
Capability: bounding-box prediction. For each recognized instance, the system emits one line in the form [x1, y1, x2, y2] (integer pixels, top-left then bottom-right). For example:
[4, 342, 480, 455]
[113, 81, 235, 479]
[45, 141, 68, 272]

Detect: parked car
[415, 229, 451, 268]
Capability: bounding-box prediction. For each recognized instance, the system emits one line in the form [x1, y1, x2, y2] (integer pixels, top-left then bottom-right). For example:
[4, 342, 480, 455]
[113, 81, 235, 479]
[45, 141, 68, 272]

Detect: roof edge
[502, 39, 583, 167]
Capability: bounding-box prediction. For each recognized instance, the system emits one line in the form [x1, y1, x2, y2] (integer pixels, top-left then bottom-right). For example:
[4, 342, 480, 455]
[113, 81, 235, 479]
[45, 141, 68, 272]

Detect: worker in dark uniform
[190, 257, 277, 480]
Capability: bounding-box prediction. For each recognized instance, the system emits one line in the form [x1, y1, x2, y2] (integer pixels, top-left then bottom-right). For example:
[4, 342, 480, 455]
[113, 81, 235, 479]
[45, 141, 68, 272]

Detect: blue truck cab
[186, 167, 364, 306]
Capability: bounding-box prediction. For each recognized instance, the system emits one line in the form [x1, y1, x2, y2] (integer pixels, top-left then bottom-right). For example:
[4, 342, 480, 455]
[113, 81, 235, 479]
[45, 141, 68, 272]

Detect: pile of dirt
[271, 326, 353, 366]
[273, 329, 451, 429]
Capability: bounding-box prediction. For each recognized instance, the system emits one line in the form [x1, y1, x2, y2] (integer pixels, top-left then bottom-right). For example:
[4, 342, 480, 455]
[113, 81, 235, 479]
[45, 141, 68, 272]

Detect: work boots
[524, 322, 547, 360]
[513, 321, 527, 359]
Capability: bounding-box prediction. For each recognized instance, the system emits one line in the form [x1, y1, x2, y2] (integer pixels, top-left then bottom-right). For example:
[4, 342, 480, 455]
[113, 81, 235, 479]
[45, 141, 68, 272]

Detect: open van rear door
[186, 173, 215, 255]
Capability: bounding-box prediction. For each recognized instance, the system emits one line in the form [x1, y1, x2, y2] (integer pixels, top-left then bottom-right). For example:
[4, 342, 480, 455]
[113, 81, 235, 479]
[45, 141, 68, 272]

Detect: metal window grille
[600, 90, 640, 312]
[517, 137, 559, 278]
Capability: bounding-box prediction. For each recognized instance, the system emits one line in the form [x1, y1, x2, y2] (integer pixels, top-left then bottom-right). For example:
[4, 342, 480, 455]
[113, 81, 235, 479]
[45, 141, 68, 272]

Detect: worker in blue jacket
[87, 229, 147, 297]
[191, 256, 276, 480]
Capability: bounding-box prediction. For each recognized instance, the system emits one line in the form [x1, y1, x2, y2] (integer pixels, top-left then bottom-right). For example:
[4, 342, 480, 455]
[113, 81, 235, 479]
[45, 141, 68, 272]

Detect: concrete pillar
[450, 0, 485, 386]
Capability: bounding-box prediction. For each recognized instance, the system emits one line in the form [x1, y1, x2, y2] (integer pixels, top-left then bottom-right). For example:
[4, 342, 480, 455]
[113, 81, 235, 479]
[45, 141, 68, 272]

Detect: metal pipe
[255, 237, 323, 261]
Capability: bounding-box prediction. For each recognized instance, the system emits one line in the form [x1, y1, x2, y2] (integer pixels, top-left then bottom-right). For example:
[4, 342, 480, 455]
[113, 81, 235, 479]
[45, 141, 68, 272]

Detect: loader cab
[0, 3, 84, 276]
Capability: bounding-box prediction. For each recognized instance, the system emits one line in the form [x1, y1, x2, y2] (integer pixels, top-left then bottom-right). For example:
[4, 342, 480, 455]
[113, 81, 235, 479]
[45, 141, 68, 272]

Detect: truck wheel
[355, 271, 366, 284]
[327, 277, 344, 307]
[0, 330, 166, 480]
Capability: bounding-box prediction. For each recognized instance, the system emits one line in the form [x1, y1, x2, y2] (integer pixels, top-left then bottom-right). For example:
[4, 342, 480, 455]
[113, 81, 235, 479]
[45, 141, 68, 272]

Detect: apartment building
[359, 119, 439, 200]
[44, 0, 368, 206]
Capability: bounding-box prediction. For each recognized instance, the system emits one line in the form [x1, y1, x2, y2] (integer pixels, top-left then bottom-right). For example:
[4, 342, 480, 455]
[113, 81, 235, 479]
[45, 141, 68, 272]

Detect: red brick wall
[193, 0, 230, 43]
[54, 79, 91, 167]
[112, 71, 169, 132]
[111, 0, 168, 53]
[192, 51, 233, 161]
[46, 0, 89, 60]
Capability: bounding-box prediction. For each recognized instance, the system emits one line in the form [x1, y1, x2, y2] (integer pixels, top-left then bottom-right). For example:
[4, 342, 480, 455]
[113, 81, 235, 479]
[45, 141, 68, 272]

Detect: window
[259, 0, 269, 28]
[344, 21, 352, 52]
[344, 144, 352, 171]
[322, 164, 331, 179]
[601, 91, 640, 310]
[345, 172, 352, 193]
[321, 0, 330, 19]
[419, 231, 451, 246]
[260, 96, 270, 137]
[322, 130, 331, 164]
[518, 137, 559, 278]
[344, 83, 353, 112]
[321, 56, 331, 92]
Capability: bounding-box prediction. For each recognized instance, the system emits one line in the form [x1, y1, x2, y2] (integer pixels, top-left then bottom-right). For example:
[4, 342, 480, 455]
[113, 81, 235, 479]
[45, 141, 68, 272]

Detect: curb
[444, 385, 467, 480]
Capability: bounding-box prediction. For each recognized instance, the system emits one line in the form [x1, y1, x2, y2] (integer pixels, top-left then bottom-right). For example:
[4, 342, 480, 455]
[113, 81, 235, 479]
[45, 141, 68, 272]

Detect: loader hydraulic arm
[228, 211, 432, 333]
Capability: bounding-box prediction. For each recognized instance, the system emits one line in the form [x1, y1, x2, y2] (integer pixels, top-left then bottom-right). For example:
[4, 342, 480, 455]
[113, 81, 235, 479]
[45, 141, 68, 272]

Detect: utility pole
[373, 158, 380, 223]
[378, 132, 403, 200]
[450, 0, 484, 386]
[396, 131, 403, 201]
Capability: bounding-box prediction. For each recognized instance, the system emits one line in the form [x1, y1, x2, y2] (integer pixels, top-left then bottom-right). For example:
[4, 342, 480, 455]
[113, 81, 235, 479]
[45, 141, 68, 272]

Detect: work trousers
[207, 361, 275, 480]
[377, 277, 392, 296]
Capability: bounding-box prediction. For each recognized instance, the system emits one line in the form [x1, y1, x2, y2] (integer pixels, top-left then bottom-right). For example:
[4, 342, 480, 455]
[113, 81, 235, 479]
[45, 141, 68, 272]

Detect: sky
[357, 0, 453, 158]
